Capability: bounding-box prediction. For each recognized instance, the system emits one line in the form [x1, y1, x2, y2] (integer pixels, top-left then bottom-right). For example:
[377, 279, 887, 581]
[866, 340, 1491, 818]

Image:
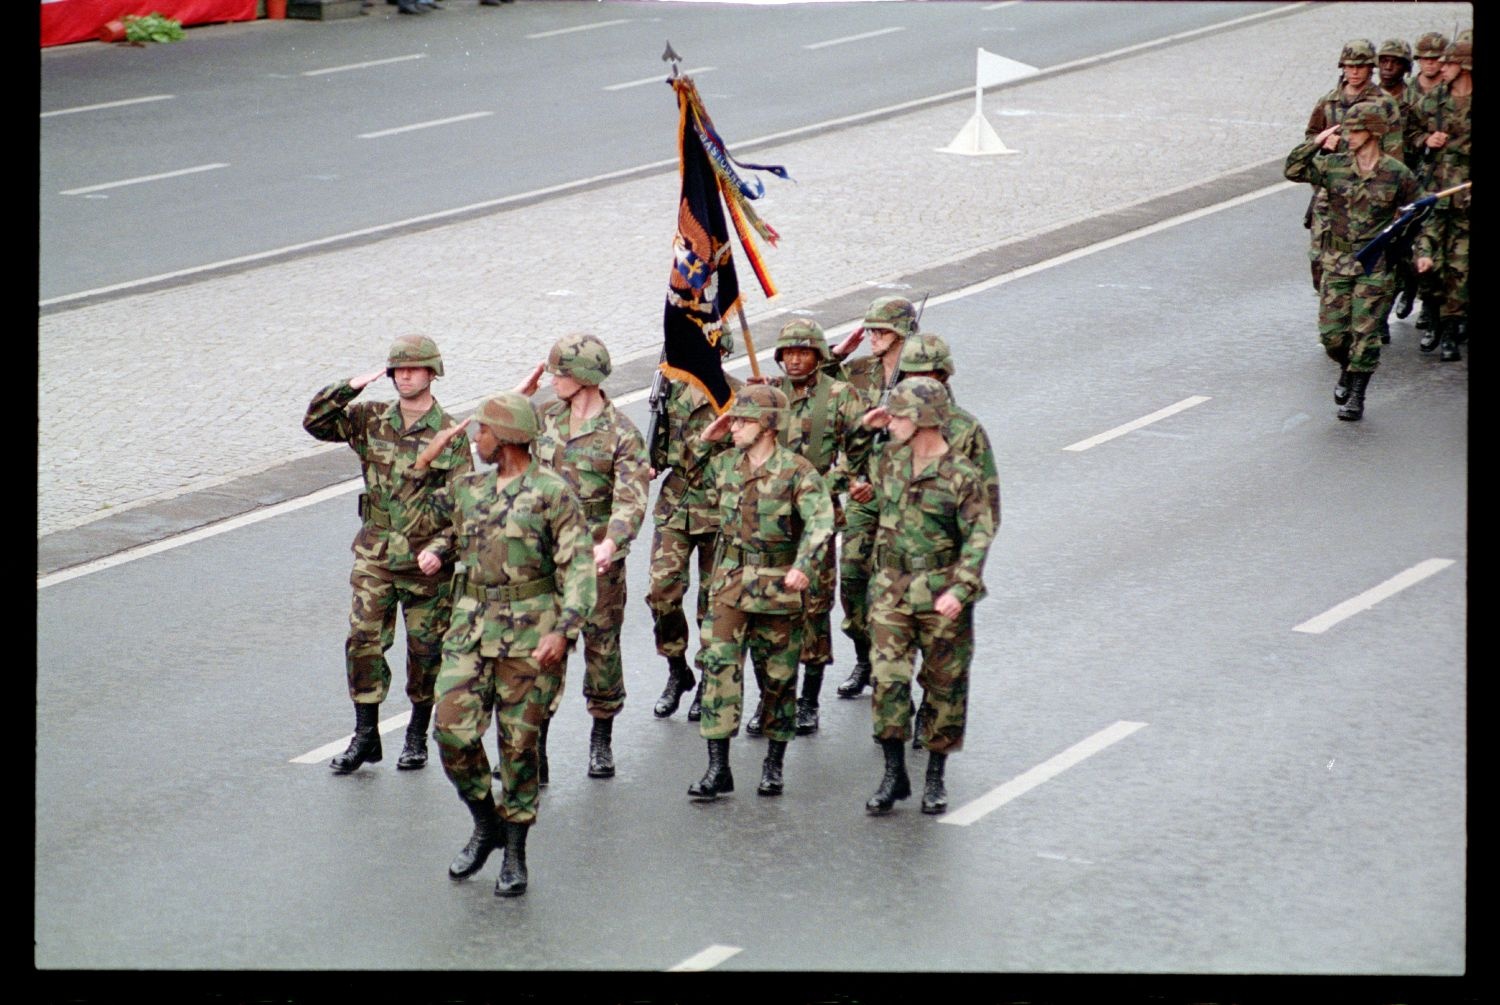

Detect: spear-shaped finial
[663, 41, 682, 80]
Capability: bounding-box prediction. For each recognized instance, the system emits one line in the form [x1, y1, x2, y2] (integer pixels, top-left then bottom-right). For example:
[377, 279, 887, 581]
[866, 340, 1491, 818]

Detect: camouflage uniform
[1377, 38, 1422, 335]
[1405, 32, 1453, 332]
[688, 385, 835, 800]
[825, 297, 917, 700]
[865, 379, 996, 817]
[1304, 40, 1403, 291]
[770, 319, 875, 734]
[426, 393, 596, 897]
[1413, 35, 1472, 359]
[1285, 102, 1429, 420]
[302, 335, 471, 773]
[644, 365, 744, 718]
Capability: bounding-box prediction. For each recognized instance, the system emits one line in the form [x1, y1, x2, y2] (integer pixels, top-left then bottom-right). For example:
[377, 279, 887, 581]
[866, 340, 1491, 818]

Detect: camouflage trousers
[1427, 208, 1470, 322]
[697, 604, 803, 742]
[547, 557, 626, 720]
[837, 499, 878, 649]
[1318, 268, 1396, 373]
[344, 556, 451, 705]
[645, 524, 717, 666]
[799, 535, 836, 666]
[870, 596, 974, 754]
[434, 649, 560, 825]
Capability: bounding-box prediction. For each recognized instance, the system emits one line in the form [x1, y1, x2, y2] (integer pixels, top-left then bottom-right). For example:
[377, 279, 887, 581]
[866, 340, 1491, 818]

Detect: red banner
[42, 1, 257, 48]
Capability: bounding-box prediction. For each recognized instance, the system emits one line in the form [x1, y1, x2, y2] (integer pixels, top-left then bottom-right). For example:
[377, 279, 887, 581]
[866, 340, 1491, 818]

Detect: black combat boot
[396, 701, 432, 770]
[1439, 319, 1463, 362]
[795, 665, 824, 735]
[687, 738, 733, 800]
[1378, 315, 1391, 345]
[653, 656, 696, 718]
[757, 739, 787, 796]
[836, 640, 873, 698]
[912, 702, 931, 750]
[745, 694, 765, 737]
[330, 703, 382, 773]
[921, 752, 949, 815]
[1337, 371, 1372, 421]
[865, 738, 912, 815]
[448, 793, 502, 879]
[396, 0, 424, 13]
[537, 718, 550, 788]
[1416, 298, 1439, 332]
[1330, 343, 1352, 406]
[587, 717, 615, 778]
[686, 677, 704, 722]
[494, 820, 529, 897]
[1395, 282, 1417, 319]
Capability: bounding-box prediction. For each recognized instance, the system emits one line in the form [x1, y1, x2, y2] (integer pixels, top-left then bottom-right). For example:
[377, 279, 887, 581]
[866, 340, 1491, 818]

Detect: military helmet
[862, 296, 919, 338]
[1339, 38, 1377, 66]
[1344, 102, 1390, 137]
[886, 376, 949, 430]
[1415, 32, 1450, 59]
[473, 392, 538, 445]
[773, 318, 831, 362]
[1442, 35, 1473, 70]
[897, 333, 955, 377]
[726, 384, 787, 432]
[1378, 38, 1412, 64]
[386, 334, 444, 378]
[716, 330, 735, 356]
[545, 333, 612, 385]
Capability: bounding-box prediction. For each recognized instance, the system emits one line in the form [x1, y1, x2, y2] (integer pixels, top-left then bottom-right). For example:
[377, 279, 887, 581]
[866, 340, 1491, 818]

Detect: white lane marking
[804, 27, 907, 51]
[1062, 396, 1211, 452]
[359, 111, 493, 139]
[667, 944, 742, 972]
[303, 53, 426, 77]
[982, 1, 1022, 9]
[526, 19, 632, 40]
[604, 66, 714, 92]
[290, 710, 413, 764]
[1292, 559, 1456, 634]
[37, 480, 361, 590]
[37, 179, 1290, 579]
[940, 721, 1147, 827]
[59, 163, 228, 196]
[41, 94, 174, 118]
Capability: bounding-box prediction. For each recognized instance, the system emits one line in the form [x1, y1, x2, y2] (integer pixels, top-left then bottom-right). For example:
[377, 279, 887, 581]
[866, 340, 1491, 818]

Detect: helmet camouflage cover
[474, 391, 538, 445]
[1339, 39, 1377, 66]
[1415, 32, 1450, 59]
[1443, 35, 1472, 70]
[886, 376, 949, 429]
[862, 296, 919, 338]
[727, 384, 787, 432]
[897, 332, 955, 377]
[386, 334, 444, 377]
[1344, 101, 1390, 137]
[773, 318, 831, 362]
[716, 330, 735, 356]
[1378, 38, 1412, 63]
[546, 333, 612, 385]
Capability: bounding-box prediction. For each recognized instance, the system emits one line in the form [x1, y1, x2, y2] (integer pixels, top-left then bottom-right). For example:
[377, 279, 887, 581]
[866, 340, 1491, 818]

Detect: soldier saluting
[414, 392, 596, 898]
[302, 335, 471, 775]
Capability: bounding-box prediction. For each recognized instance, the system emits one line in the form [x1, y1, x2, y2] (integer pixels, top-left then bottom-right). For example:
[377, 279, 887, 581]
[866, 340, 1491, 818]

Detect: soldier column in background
[1413, 32, 1473, 363]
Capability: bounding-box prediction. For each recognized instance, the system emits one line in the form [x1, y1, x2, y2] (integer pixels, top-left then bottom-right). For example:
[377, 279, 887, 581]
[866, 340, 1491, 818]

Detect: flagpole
[735, 305, 762, 380]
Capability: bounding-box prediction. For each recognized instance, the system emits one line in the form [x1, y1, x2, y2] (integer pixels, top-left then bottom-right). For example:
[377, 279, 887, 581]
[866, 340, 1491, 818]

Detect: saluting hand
[414, 419, 470, 470]
[832, 327, 864, 359]
[350, 366, 388, 391]
[702, 412, 733, 442]
[514, 362, 546, 397]
[1317, 124, 1342, 151]
[861, 406, 891, 430]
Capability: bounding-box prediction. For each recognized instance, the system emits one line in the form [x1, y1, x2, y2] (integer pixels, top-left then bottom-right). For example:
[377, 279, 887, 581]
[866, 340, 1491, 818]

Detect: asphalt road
[34, 182, 1467, 974]
[39, 1, 1286, 302]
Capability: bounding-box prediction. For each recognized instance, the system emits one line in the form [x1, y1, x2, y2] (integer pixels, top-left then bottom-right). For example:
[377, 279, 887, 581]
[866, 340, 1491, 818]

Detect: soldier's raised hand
[861, 406, 891, 430]
[1317, 124, 1342, 151]
[702, 412, 734, 442]
[832, 327, 864, 359]
[350, 366, 389, 391]
[514, 362, 546, 398]
[414, 419, 470, 470]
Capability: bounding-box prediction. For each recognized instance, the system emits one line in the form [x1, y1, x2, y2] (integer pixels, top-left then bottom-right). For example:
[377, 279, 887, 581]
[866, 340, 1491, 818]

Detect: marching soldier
[689, 385, 835, 801]
[1406, 31, 1452, 333]
[1285, 102, 1429, 420]
[755, 319, 874, 737]
[891, 333, 1001, 748]
[302, 335, 471, 775]
[1304, 40, 1402, 291]
[1377, 37, 1419, 341]
[645, 335, 744, 722]
[1413, 33, 1472, 362]
[860, 378, 996, 816]
[415, 392, 596, 898]
[824, 297, 919, 700]
[517, 334, 650, 781]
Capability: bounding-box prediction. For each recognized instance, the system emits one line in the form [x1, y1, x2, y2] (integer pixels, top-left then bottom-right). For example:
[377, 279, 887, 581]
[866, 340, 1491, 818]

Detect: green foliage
[123, 13, 186, 44]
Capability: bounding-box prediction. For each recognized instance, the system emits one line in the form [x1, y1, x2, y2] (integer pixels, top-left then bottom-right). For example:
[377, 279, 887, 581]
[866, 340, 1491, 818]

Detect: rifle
[645, 351, 670, 472]
[1355, 182, 1471, 274]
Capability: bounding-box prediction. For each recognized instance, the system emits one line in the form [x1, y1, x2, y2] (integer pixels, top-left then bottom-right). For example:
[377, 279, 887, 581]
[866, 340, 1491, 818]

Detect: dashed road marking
[804, 27, 907, 51]
[605, 66, 715, 91]
[1062, 396, 1211, 452]
[60, 163, 228, 196]
[359, 112, 494, 139]
[667, 944, 742, 972]
[940, 721, 1147, 827]
[291, 709, 414, 764]
[526, 19, 632, 40]
[1293, 558, 1456, 634]
[304, 54, 426, 77]
[42, 94, 174, 118]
